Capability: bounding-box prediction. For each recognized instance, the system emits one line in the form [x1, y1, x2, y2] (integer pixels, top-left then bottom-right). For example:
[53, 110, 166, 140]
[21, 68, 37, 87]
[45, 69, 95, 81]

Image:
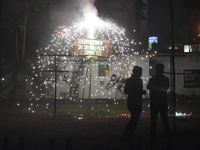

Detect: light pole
[170, 0, 176, 133]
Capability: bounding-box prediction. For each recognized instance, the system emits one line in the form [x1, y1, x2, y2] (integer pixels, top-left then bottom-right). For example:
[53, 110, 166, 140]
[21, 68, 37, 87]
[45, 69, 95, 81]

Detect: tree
[1, 0, 47, 102]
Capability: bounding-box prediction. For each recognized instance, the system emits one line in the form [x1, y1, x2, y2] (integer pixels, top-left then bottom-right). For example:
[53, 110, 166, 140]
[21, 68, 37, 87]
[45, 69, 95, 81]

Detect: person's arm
[124, 80, 129, 94]
[146, 78, 152, 90]
[164, 77, 170, 90]
[141, 79, 146, 95]
[142, 90, 147, 95]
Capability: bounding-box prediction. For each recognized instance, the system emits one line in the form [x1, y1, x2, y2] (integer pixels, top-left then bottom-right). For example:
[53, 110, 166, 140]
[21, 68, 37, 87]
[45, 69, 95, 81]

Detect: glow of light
[27, 6, 154, 114]
[78, 117, 83, 120]
[80, 0, 109, 38]
[176, 112, 191, 117]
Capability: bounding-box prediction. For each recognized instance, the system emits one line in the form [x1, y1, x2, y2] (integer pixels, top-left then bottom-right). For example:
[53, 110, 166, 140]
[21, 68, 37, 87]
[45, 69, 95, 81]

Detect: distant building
[147, 0, 200, 52]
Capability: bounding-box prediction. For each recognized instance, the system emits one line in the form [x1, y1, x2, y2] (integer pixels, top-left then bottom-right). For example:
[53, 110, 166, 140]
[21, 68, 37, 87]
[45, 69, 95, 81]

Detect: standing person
[121, 66, 146, 144]
[147, 63, 171, 148]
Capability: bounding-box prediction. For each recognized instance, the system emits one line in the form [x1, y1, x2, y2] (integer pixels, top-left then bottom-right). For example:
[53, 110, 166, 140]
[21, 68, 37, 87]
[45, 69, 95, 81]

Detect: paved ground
[1, 114, 200, 150]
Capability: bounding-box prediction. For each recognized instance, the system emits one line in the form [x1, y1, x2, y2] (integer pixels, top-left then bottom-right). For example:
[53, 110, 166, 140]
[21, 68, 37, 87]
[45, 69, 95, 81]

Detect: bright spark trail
[26, 20, 153, 117]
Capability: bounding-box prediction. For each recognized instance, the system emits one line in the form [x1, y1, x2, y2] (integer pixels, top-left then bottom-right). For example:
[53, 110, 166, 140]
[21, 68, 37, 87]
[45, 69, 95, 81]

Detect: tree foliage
[1, 0, 48, 102]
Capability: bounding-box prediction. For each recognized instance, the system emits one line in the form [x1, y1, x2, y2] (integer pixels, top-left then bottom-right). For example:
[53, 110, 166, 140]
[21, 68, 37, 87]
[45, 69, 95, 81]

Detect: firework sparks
[27, 20, 150, 118]
[26, 0, 152, 116]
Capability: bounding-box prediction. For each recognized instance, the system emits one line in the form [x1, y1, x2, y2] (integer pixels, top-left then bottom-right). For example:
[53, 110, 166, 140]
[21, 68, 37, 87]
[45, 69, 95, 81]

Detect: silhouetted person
[147, 63, 171, 149]
[121, 66, 146, 144]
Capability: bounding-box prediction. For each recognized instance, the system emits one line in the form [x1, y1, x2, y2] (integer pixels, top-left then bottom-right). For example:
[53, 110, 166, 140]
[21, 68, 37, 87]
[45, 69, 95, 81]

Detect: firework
[27, 20, 151, 117]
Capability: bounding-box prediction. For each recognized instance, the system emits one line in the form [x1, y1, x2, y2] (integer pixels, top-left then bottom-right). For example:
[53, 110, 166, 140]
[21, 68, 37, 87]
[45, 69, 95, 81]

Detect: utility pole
[54, 55, 57, 119]
[170, 0, 176, 133]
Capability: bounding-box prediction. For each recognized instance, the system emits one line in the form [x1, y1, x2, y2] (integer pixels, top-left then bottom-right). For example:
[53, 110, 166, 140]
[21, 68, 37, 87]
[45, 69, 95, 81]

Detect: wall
[55, 55, 149, 101]
[150, 53, 200, 97]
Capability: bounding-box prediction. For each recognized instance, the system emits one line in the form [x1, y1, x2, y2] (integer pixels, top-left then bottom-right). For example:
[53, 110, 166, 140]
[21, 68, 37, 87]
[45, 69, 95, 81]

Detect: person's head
[132, 66, 142, 78]
[155, 63, 164, 75]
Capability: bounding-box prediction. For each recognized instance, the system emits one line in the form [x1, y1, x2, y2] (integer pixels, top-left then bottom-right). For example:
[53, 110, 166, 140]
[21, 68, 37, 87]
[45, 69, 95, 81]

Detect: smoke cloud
[80, 0, 98, 20]
[78, 0, 101, 38]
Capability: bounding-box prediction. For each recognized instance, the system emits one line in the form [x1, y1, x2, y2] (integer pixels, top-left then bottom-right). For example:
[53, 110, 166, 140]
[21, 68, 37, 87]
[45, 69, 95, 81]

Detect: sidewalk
[1, 115, 200, 150]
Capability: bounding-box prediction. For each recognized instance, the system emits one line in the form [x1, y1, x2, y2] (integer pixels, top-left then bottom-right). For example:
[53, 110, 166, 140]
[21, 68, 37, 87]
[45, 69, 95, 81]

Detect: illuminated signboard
[74, 38, 112, 57]
[184, 44, 200, 53]
[148, 36, 158, 50]
[184, 45, 192, 52]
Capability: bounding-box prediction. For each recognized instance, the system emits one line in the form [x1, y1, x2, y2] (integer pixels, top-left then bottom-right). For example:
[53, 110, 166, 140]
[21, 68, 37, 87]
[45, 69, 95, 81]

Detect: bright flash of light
[78, 117, 83, 120]
[27, 16, 152, 115]
[81, 0, 101, 38]
[176, 112, 192, 117]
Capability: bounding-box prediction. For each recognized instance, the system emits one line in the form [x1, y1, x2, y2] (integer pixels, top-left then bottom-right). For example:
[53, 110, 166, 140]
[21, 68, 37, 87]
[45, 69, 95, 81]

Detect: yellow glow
[86, 56, 98, 59]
